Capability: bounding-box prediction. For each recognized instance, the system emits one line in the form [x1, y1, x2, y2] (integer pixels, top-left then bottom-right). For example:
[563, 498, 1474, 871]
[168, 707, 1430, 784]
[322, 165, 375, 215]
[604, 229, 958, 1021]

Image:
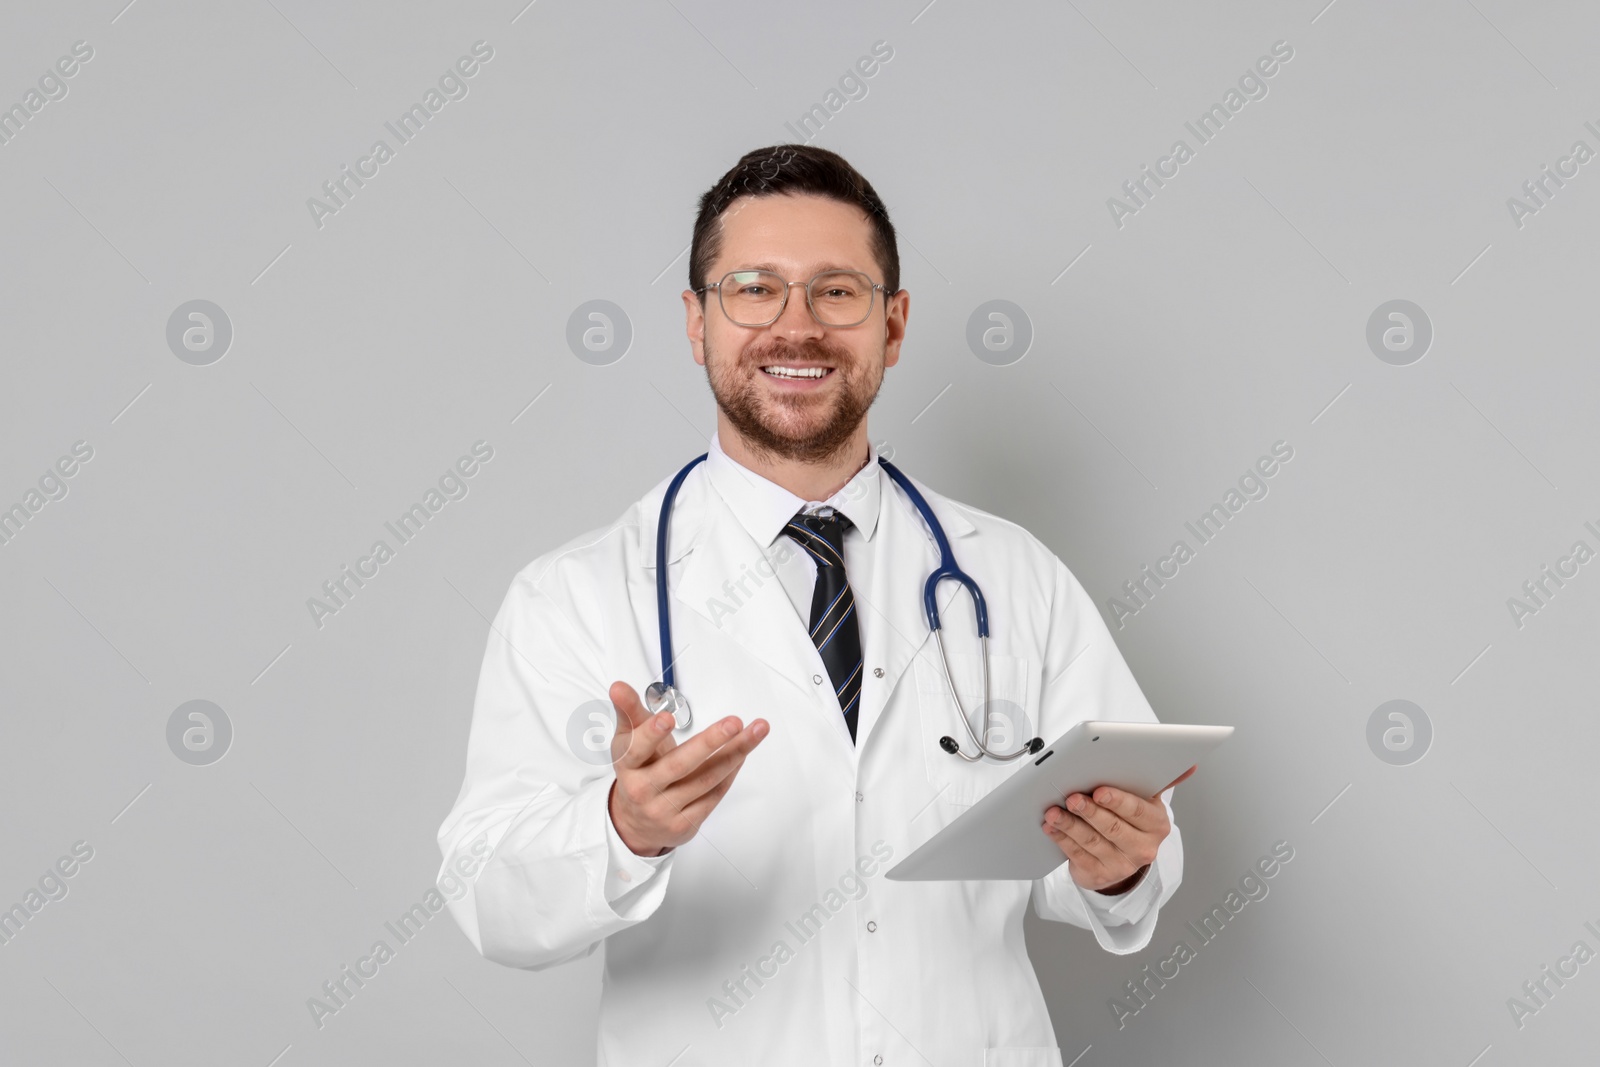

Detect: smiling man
[437, 144, 1188, 1067]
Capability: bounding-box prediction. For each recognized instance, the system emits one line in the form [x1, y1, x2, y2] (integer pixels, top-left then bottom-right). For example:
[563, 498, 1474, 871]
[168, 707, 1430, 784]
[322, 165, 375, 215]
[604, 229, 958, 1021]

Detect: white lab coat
[436, 441, 1183, 1067]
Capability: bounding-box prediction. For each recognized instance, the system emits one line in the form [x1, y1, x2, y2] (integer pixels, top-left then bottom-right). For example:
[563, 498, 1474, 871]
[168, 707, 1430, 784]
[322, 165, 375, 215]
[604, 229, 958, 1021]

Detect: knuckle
[622, 777, 649, 807]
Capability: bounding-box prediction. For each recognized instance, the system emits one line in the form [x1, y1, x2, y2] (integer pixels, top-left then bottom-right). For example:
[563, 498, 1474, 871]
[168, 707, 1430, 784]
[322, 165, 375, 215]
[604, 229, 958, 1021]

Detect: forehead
[713, 193, 876, 275]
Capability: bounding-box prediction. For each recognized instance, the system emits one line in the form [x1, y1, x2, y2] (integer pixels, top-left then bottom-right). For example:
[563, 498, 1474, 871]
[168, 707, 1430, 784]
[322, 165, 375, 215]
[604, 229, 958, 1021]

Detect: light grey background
[2, 0, 1596, 1064]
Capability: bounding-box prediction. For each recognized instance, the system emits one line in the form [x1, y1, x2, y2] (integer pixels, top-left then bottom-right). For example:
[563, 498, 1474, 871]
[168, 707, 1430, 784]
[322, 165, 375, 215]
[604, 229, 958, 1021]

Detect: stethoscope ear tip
[938, 736, 960, 755]
[1028, 737, 1044, 754]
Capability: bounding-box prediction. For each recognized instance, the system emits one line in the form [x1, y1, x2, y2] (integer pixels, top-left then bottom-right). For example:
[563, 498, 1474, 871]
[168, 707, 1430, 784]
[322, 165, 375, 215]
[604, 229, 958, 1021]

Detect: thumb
[1156, 764, 1197, 797]
[604, 684, 649, 751]
[609, 681, 670, 767]
[609, 680, 649, 732]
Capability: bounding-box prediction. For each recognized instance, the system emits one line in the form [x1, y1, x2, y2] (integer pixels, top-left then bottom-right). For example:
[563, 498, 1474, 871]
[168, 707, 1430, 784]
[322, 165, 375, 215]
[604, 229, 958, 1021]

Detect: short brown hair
[689, 144, 900, 299]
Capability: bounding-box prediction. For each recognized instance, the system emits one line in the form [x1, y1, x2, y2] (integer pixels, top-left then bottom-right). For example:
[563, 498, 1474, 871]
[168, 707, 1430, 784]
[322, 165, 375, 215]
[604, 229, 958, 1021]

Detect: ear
[882, 289, 909, 369]
[682, 289, 708, 367]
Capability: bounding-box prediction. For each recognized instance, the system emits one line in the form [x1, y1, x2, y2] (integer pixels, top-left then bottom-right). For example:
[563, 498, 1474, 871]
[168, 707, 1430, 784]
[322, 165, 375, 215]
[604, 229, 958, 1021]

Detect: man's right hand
[606, 680, 769, 857]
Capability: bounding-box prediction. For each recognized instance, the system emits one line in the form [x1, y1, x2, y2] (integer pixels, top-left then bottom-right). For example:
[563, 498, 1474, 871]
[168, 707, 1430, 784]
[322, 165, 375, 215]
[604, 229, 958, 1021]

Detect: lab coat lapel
[854, 468, 975, 754]
[672, 478, 839, 718]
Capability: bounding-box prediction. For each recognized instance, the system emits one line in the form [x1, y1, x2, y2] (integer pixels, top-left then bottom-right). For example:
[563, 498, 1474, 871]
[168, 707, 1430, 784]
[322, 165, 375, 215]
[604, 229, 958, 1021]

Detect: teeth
[763, 366, 829, 379]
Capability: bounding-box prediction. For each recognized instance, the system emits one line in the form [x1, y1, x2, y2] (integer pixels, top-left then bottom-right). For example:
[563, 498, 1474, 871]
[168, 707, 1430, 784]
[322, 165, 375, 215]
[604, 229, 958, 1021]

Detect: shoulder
[502, 459, 705, 608]
[896, 473, 1087, 629]
[482, 498, 642, 623]
[516, 514, 641, 596]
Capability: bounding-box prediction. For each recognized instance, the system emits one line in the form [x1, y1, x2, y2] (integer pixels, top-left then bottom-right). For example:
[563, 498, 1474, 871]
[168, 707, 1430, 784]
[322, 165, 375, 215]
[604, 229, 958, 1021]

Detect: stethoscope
[644, 452, 1045, 762]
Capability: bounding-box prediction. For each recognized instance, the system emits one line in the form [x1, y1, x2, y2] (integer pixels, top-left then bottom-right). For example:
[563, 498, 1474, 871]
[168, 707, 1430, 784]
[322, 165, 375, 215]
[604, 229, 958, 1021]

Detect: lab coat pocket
[983, 1048, 1063, 1067]
[913, 649, 1036, 807]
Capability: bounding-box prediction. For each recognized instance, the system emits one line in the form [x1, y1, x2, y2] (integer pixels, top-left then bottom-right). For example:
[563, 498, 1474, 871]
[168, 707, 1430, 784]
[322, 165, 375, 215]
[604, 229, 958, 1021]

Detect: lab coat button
[813, 674, 823, 685]
[873, 1056, 883, 1065]
[873, 667, 884, 678]
[866, 921, 877, 932]
[855, 792, 864, 802]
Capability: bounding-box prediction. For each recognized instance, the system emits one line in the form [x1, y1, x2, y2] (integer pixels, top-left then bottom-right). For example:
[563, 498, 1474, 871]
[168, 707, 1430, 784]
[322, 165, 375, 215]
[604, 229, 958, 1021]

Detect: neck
[716, 412, 871, 502]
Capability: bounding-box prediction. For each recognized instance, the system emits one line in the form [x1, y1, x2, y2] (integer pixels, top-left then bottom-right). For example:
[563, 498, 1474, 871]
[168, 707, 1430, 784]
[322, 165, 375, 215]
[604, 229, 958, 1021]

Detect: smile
[761, 366, 833, 380]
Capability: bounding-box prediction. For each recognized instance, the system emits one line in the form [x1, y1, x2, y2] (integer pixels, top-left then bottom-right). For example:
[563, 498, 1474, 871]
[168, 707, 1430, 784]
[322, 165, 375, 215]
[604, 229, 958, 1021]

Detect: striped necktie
[784, 508, 864, 743]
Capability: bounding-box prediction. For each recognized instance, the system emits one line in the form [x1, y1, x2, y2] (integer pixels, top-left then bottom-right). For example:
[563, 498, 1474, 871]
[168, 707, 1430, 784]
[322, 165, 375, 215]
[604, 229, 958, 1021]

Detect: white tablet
[885, 720, 1233, 881]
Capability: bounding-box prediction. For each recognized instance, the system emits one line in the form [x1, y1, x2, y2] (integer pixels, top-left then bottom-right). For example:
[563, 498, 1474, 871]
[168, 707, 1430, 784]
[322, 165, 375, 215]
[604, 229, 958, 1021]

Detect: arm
[1028, 556, 1186, 954]
[435, 571, 675, 970]
[1034, 790, 1183, 954]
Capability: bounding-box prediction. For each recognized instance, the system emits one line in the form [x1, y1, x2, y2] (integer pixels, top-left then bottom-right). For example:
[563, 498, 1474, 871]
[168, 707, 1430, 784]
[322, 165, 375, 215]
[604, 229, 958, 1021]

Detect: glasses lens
[809, 271, 874, 326]
[720, 270, 786, 326]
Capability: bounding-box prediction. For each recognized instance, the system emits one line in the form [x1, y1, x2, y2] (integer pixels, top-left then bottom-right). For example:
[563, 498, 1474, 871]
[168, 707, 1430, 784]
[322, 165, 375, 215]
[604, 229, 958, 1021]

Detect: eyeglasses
[694, 269, 893, 328]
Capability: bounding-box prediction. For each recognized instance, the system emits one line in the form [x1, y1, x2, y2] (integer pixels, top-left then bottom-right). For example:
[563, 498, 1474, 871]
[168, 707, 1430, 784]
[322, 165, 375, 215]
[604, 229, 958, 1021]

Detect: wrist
[1099, 864, 1150, 895]
[608, 779, 667, 857]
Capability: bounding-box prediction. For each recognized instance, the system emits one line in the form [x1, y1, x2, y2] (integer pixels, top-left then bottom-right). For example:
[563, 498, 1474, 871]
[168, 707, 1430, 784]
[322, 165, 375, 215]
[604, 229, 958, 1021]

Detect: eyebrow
[732, 262, 865, 276]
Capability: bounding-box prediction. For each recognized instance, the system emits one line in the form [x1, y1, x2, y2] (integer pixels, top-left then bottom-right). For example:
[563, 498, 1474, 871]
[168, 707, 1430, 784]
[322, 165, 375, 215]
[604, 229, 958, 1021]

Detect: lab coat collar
[637, 434, 975, 568]
[703, 429, 881, 549]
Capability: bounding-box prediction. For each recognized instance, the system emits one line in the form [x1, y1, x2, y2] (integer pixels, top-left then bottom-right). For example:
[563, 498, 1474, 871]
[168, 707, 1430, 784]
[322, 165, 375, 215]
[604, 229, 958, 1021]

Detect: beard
[703, 332, 883, 464]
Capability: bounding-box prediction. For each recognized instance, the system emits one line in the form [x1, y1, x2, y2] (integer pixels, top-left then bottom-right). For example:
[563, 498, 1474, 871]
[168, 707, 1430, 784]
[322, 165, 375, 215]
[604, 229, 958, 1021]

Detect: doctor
[438, 144, 1188, 1066]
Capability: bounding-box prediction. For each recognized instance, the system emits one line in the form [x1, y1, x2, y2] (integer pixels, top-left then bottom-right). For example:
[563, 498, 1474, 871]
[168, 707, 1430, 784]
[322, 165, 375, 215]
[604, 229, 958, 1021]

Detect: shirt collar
[704, 428, 882, 550]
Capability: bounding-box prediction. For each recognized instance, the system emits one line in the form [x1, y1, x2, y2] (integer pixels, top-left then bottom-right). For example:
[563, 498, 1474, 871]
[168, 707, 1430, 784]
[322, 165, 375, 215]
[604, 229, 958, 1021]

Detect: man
[438, 145, 1189, 1066]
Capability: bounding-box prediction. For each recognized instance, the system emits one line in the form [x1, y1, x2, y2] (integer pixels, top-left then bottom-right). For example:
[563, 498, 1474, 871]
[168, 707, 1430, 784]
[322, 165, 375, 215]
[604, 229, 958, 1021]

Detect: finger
[1084, 786, 1165, 834]
[650, 715, 752, 783]
[1041, 806, 1073, 842]
[1070, 793, 1162, 873]
[657, 719, 767, 804]
[607, 681, 643, 765]
[1042, 817, 1112, 880]
[610, 681, 650, 731]
[674, 746, 756, 824]
[1076, 791, 1159, 859]
[1159, 765, 1197, 795]
[637, 729, 764, 842]
[1046, 805, 1125, 867]
[664, 721, 768, 805]
[610, 682, 675, 769]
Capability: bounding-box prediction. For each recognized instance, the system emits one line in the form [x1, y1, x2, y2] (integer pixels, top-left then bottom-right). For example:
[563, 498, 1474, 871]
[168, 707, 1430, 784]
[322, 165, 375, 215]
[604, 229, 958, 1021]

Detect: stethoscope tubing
[654, 453, 707, 695]
[650, 452, 1039, 761]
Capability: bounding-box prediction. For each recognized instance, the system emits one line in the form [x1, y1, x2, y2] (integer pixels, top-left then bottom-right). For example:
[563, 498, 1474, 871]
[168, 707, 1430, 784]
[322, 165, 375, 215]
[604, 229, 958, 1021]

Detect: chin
[759, 405, 833, 438]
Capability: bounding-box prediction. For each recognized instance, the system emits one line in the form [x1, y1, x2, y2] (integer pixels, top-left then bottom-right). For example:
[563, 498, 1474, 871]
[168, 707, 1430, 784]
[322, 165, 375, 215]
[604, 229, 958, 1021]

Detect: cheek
[703, 335, 737, 371]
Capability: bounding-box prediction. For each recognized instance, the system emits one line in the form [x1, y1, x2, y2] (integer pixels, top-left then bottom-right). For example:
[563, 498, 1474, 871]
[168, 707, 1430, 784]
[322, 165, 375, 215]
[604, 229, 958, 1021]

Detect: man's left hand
[1043, 765, 1195, 894]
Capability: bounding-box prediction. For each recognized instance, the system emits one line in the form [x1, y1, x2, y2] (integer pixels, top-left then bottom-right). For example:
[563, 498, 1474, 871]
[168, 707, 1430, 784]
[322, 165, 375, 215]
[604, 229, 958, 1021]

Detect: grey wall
[2, 0, 1596, 1063]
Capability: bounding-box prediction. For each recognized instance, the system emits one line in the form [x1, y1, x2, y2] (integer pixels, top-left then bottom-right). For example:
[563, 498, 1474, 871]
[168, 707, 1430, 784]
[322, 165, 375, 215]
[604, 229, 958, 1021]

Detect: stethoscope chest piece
[644, 681, 691, 730]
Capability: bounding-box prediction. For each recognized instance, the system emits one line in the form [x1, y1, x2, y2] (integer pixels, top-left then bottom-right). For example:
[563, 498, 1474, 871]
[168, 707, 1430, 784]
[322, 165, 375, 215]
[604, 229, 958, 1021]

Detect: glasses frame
[693, 269, 896, 329]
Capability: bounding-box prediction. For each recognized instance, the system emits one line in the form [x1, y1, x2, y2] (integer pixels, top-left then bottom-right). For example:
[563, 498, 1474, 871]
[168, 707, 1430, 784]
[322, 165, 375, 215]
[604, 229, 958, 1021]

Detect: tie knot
[787, 508, 850, 566]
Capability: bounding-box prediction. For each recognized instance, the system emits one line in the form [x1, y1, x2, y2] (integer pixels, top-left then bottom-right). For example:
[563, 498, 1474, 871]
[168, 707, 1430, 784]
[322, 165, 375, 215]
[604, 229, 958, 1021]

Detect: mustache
[745, 339, 848, 365]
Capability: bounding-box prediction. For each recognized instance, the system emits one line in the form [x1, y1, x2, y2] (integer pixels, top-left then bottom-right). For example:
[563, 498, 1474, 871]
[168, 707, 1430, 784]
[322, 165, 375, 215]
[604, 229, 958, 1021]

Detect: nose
[772, 281, 826, 342]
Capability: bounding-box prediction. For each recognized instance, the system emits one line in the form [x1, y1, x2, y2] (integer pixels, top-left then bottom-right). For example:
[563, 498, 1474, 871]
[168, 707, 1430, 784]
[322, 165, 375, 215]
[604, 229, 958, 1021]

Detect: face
[684, 193, 908, 463]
